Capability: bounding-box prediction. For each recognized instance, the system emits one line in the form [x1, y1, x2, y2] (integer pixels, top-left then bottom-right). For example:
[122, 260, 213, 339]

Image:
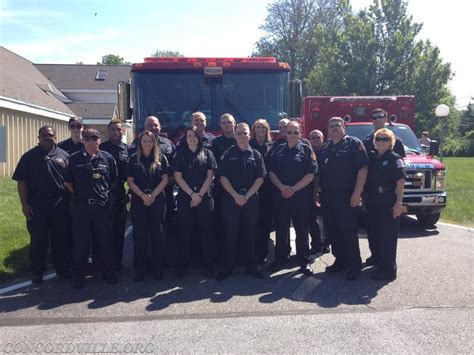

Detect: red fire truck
[117, 58, 446, 227]
[302, 96, 447, 227]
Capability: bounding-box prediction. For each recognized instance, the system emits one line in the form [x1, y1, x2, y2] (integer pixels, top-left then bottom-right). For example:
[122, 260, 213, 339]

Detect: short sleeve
[394, 138, 406, 158]
[160, 155, 170, 176]
[255, 151, 266, 178]
[217, 149, 231, 178]
[206, 149, 218, 170]
[353, 138, 369, 170]
[125, 156, 136, 178]
[304, 146, 318, 175]
[171, 151, 184, 173]
[12, 153, 30, 182]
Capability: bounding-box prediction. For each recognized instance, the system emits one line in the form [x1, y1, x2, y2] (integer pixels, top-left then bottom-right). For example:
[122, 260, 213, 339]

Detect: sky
[1, 0, 472, 108]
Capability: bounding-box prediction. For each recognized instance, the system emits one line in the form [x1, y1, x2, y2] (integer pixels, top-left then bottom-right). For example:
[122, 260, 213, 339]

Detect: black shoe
[246, 269, 265, 279]
[325, 263, 347, 273]
[300, 263, 314, 276]
[152, 271, 164, 281]
[103, 274, 118, 285]
[269, 260, 285, 272]
[345, 269, 361, 281]
[372, 269, 396, 281]
[31, 274, 43, 284]
[134, 273, 145, 282]
[365, 256, 376, 266]
[71, 277, 85, 289]
[216, 271, 232, 281]
[257, 257, 268, 266]
[321, 245, 330, 254]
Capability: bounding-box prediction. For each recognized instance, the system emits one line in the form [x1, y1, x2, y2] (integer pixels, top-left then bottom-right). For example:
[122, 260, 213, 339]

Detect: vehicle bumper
[403, 192, 447, 215]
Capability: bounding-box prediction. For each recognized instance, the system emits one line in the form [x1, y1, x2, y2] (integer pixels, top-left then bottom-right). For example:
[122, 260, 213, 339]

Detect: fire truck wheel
[416, 213, 441, 228]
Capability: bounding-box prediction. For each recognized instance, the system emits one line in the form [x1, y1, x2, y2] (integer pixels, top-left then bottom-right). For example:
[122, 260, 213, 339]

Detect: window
[95, 70, 108, 81]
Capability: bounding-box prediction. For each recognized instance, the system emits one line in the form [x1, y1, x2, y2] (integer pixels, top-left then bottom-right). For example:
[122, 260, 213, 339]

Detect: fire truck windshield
[132, 70, 289, 133]
[346, 124, 425, 153]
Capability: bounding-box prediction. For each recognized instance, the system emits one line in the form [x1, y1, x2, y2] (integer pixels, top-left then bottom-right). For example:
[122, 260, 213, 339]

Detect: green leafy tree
[150, 50, 185, 58]
[459, 103, 474, 136]
[98, 54, 130, 65]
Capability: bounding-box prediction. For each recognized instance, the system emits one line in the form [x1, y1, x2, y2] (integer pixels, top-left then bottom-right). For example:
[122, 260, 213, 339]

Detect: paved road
[1, 217, 473, 353]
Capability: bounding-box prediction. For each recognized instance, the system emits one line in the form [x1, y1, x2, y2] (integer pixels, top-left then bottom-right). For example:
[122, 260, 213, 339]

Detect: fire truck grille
[405, 169, 432, 191]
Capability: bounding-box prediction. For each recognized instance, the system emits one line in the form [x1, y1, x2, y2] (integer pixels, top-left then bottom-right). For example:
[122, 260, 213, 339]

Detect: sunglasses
[375, 137, 390, 142]
[83, 135, 99, 142]
[286, 131, 300, 135]
[372, 115, 385, 120]
[70, 124, 82, 129]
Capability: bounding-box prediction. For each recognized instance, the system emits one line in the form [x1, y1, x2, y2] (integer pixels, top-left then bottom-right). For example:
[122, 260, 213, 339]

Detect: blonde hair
[374, 128, 396, 150]
[220, 113, 236, 124]
[251, 119, 272, 142]
[137, 130, 161, 173]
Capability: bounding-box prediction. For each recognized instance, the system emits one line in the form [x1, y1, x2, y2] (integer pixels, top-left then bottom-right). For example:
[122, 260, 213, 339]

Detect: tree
[253, 0, 348, 80]
[459, 103, 474, 136]
[98, 54, 130, 65]
[150, 50, 185, 58]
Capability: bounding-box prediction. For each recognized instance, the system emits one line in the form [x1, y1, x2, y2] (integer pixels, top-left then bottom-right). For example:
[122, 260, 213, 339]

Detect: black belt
[78, 198, 108, 206]
[143, 189, 153, 194]
[192, 186, 200, 192]
[369, 186, 394, 194]
[238, 188, 248, 194]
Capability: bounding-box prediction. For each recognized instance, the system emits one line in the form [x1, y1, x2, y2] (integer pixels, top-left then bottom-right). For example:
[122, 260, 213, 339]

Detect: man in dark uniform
[99, 119, 129, 270]
[65, 128, 118, 288]
[58, 117, 84, 154]
[13, 126, 72, 284]
[177, 112, 215, 150]
[363, 108, 405, 266]
[318, 117, 368, 280]
[211, 113, 236, 256]
[308, 129, 330, 258]
[269, 121, 317, 276]
[217, 123, 265, 281]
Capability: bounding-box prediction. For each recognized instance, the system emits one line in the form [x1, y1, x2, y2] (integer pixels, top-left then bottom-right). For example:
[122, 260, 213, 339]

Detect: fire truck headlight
[435, 170, 446, 190]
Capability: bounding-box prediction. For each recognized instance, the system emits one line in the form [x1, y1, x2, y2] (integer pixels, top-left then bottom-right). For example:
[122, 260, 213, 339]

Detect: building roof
[67, 103, 116, 120]
[35, 63, 131, 90]
[0, 46, 75, 115]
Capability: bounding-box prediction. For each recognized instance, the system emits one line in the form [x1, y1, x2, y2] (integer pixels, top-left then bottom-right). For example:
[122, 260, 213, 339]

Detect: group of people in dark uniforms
[13, 108, 405, 289]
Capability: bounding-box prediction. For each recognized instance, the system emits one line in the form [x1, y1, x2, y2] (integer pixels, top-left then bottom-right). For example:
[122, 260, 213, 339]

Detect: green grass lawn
[0, 177, 30, 284]
[442, 157, 474, 227]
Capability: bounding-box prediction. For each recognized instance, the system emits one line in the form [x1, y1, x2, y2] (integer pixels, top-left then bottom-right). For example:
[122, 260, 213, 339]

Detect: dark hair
[68, 117, 82, 125]
[38, 126, 55, 135]
[137, 130, 161, 173]
[372, 108, 388, 118]
[184, 127, 206, 164]
[108, 118, 122, 129]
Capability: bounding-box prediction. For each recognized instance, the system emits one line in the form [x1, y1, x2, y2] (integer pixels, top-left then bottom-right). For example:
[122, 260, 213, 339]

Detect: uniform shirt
[125, 154, 169, 193]
[12, 145, 69, 210]
[211, 135, 235, 161]
[65, 149, 118, 203]
[318, 135, 369, 194]
[218, 145, 266, 191]
[58, 138, 83, 155]
[364, 133, 406, 158]
[366, 150, 406, 191]
[250, 139, 272, 163]
[269, 141, 318, 187]
[99, 140, 129, 185]
[172, 147, 217, 192]
[269, 137, 311, 157]
[177, 132, 215, 150]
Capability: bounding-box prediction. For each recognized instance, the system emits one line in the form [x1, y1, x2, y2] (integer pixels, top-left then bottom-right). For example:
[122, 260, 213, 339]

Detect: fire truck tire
[416, 213, 441, 228]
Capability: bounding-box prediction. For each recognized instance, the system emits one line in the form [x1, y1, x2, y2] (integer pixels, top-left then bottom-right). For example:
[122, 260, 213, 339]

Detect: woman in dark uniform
[173, 127, 217, 278]
[365, 128, 405, 281]
[126, 131, 169, 282]
[250, 119, 273, 264]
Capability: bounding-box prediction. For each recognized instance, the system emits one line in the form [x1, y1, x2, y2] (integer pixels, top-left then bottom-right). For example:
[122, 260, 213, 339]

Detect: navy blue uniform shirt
[318, 135, 369, 194]
[172, 147, 217, 191]
[177, 132, 215, 150]
[99, 140, 129, 184]
[12, 145, 69, 210]
[218, 145, 266, 190]
[125, 154, 169, 192]
[65, 149, 118, 203]
[366, 150, 406, 191]
[211, 135, 235, 161]
[269, 141, 318, 187]
[58, 138, 83, 155]
[364, 132, 406, 158]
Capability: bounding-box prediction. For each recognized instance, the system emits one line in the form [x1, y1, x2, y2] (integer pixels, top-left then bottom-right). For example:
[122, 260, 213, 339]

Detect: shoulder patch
[396, 159, 405, 168]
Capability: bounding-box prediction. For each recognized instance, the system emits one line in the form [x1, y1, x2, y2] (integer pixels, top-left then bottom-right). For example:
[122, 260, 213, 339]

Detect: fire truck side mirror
[389, 114, 398, 123]
[429, 140, 439, 156]
[290, 79, 302, 118]
[343, 114, 352, 123]
[117, 81, 132, 122]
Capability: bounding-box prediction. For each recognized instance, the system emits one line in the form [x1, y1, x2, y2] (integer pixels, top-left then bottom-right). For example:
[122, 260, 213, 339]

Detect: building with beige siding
[0, 47, 75, 177]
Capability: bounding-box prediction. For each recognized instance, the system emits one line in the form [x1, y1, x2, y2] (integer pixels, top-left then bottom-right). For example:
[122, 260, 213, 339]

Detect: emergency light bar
[330, 96, 398, 102]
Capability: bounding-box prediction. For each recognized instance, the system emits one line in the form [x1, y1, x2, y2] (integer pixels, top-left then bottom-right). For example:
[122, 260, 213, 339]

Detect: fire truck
[302, 96, 447, 227]
[117, 58, 446, 227]
[117, 57, 299, 140]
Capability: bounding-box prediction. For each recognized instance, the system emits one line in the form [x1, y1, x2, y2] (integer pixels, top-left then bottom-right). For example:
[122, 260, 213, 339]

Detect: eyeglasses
[70, 124, 82, 129]
[286, 131, 300, 135]
[83, 135, 99, 142]
[372, 115, 385, 120]
[375, 137, 390, 142]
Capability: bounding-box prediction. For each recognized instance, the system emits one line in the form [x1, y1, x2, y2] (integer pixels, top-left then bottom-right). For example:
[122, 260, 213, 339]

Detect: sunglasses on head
[375, 137, 390, 142]
[70, 124, 82, 129]
[286, 130, 299, 135]
[372, 115, 385, 120]
[83, 135, 99, 142]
